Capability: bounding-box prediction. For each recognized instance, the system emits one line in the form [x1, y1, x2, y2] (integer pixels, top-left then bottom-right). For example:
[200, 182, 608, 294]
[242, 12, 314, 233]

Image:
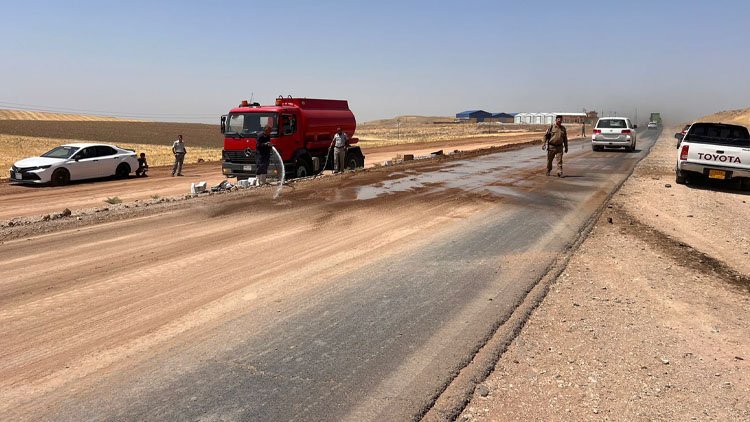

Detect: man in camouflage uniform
[545, 115, 568, 177]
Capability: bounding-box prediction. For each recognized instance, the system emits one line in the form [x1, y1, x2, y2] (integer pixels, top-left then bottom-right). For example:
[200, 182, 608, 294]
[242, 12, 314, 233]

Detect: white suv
[592, 117, 637, 152]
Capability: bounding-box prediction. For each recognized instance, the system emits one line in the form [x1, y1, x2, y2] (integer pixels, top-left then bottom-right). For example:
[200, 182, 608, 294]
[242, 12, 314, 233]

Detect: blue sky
[1, 0, 749, 124]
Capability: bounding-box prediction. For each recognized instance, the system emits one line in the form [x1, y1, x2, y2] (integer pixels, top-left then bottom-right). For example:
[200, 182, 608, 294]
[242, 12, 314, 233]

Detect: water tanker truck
[220, 96, 365, 179]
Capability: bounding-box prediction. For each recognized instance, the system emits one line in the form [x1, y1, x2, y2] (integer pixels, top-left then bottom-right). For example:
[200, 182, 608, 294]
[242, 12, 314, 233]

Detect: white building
[514, 112, 587, 125]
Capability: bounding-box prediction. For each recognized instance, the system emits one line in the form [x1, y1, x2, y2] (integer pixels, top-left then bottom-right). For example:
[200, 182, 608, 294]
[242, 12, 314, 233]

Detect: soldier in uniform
[545, 115, 568, 177]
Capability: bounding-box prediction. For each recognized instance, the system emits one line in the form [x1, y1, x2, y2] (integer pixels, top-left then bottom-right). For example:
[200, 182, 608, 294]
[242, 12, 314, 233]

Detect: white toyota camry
[9, 143, 139, 185]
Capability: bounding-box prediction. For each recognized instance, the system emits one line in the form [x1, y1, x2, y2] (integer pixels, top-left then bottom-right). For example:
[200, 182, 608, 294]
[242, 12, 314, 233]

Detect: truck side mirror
[220, 115, 227, 134]
[674, 133, 684, 141]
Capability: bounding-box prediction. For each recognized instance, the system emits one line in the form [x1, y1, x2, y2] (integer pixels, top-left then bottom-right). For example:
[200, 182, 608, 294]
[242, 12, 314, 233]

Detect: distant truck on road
[220, 96, 365, 179]
[649, 112, 662, 126]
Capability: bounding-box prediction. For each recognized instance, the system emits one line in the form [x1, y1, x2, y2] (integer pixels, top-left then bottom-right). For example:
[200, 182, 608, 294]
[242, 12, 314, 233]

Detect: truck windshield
[685, 123, 750, 147]
[225, 113, 278, 137]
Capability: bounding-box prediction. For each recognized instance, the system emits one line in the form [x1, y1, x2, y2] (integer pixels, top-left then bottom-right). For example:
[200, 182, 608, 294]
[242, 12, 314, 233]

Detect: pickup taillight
[680, 145, 689, 160]
[621, 130, 632, 135]
[593, 129, 602, 134]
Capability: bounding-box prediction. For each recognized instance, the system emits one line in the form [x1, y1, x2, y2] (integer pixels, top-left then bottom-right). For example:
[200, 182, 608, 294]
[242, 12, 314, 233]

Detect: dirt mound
[698, 107, 750, 126]
[0, 109, 141, 122]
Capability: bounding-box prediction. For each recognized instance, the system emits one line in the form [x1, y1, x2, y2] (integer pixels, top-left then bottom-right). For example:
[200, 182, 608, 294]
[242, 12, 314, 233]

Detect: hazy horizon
[2, 0, 749, 126]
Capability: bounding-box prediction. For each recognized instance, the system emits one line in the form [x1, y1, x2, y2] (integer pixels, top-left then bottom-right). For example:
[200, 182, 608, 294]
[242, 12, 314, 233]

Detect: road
[0, 130, 658, 421]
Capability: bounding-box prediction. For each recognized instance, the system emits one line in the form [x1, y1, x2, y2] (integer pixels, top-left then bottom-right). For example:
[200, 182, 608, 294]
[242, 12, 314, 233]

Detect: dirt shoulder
[461, 130, 750, 420]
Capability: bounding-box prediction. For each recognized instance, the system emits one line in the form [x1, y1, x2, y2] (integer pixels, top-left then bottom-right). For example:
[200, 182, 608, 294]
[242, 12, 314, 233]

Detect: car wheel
[51, 168, 70, 186]
[294, 157, 312, 178]
[115, 163, 131, 178]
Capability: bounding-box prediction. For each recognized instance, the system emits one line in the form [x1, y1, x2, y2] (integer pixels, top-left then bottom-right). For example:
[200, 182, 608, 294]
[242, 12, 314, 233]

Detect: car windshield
[684, 123, 750, 147]
[597, 119, 627, 129]
[225, 112, 278, 138]
[41, 146, 79, 159]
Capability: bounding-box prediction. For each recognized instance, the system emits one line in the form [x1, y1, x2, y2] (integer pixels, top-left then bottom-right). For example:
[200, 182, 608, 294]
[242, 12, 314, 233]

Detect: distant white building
[514, 112, 587, 125]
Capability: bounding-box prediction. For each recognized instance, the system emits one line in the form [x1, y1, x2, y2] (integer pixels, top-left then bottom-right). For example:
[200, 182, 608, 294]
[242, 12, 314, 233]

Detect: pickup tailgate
[681, 122, 750, 178]
[686, 143, 750, 172]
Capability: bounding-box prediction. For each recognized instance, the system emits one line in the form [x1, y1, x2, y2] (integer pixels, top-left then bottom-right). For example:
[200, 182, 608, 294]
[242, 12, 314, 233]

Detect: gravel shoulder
[461, 129, 750, 421]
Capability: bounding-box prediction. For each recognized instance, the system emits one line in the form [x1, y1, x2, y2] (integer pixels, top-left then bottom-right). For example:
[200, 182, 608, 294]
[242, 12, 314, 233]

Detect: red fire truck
[220, 96, 365, 179]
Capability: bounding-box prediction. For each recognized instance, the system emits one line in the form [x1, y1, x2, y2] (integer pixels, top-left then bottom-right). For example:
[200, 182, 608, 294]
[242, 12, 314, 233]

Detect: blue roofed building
[456, 110, 492, 122]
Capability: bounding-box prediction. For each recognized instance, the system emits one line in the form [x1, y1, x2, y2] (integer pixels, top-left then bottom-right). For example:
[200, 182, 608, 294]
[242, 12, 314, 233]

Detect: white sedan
[9, 143, 139, 185]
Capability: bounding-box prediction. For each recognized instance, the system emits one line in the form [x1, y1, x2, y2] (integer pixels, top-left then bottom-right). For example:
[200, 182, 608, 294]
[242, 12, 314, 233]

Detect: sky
[1, 0, 749, 125]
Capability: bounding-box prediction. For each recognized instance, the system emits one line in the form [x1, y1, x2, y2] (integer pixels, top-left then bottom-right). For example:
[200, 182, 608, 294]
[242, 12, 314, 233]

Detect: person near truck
[544, 115, 568, 177]
[255, 126, 272, 185]
[333, 127, 348, 173]
[135, 152, 149, 177]
[171, 134, 186, 176]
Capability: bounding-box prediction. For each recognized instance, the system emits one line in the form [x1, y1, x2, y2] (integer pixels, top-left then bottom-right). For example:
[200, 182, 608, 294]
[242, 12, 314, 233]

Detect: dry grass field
[357, 115, 546, 148]
[0, 109, 141, 122]
[698, 107, 750, 126]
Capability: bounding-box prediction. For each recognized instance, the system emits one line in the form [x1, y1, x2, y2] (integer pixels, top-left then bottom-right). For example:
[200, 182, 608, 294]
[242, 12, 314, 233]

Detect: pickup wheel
[294, 157, 312, 178]
[675, 171, 687, 185]
[741, 178, 750, 191]
[592, 145, 602, 152]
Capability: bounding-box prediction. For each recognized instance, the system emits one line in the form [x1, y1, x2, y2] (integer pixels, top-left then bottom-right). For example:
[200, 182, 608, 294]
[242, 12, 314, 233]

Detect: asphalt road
[2, 130, 659, 421]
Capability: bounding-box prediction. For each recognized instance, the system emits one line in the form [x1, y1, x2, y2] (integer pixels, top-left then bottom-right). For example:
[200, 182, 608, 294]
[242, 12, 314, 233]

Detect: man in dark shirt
[545, 115, 568, 177]
[256, 126, 272, 185]
[135, 152, 149, 177]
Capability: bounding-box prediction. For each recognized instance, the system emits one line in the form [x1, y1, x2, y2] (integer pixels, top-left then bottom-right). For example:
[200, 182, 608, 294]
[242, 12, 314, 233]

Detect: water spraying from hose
[271, 146, 285, 199]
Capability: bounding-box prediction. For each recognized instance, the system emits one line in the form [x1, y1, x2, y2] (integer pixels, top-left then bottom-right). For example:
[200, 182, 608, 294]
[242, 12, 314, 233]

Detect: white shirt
[172, 140, 186, 154]
[333, 132, 348, 148]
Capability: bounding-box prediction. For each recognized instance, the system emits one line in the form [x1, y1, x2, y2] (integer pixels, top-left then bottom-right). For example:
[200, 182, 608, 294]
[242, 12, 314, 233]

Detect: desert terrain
[1, 108, 748, 420]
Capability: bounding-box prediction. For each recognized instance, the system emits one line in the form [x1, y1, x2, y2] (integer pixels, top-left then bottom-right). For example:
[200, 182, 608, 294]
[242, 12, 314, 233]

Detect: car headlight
[30, 165, 52, 171]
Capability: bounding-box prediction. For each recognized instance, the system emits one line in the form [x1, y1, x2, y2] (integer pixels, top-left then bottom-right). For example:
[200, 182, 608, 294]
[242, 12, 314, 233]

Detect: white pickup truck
[675, 122, 750, 189]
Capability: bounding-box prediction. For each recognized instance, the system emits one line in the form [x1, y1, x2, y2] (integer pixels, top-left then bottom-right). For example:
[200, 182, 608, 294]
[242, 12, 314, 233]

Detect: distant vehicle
[9, 143, 138, 186]
[592, 117, 638, 152]
[647, 122, 658, 129]
[674, 122, 750, 189]
[649, 112, 662, 126]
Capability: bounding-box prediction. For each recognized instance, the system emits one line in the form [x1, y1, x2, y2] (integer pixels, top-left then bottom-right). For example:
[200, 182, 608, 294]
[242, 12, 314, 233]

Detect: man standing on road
[333, 127, 348, 173]
[255, 126, 272, 185]
[172, 134, 186, 176]
[581, 122, 586, 137]
[545, 115, 568, 177]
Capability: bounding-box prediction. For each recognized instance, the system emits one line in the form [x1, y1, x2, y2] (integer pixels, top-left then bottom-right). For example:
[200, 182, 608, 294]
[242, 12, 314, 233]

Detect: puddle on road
[352, 154, 533, 201]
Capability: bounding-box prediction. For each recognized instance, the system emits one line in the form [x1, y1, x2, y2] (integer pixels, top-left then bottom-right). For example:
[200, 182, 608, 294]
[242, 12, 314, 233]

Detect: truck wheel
[294, 157, 312, 178]
[51, 168, 70, 186]
[741, 178, 750, 191]
[346, 150, 364, 170]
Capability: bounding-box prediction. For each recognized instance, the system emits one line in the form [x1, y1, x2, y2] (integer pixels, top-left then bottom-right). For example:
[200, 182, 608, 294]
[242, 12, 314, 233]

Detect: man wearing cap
[332, 127, 348, 173]
[545, 115, 568, 177]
